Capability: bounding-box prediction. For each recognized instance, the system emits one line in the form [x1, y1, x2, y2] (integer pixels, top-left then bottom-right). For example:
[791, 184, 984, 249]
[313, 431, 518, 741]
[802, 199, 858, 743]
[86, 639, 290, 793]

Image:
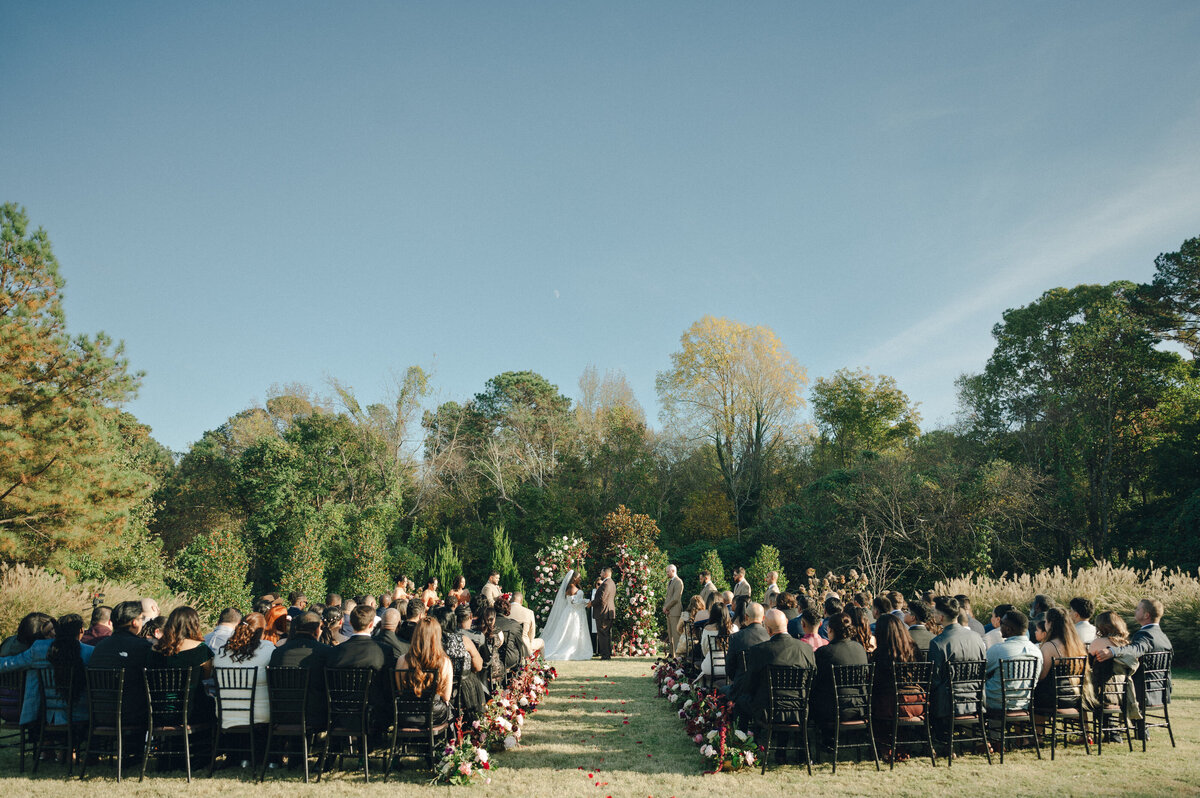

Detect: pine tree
[278, 523, 327, 603]
[746, 544, 788, 603]
[698, 548, 728, 592]
[427, 527, 462, 593]
[490, 522, 525, 594]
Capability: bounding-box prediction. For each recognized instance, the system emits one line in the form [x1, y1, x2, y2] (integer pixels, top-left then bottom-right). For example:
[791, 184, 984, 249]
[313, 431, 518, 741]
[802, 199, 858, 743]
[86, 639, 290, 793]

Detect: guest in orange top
[447, 575, 471, 607]
[422, 577, 441, 608]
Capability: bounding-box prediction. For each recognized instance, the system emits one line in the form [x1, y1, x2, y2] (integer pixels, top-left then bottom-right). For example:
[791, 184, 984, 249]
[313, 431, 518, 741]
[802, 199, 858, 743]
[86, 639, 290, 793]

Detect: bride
[540, 569, 593, 661]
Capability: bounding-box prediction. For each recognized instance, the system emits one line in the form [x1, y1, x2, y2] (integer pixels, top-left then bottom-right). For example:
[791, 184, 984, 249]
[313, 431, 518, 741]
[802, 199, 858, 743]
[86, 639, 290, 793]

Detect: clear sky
[4, 2, 1199, 452]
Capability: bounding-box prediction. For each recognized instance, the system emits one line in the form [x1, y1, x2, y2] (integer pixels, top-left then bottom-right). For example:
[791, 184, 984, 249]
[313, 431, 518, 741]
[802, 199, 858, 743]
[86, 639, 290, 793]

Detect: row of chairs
[0, 665, 451, 784]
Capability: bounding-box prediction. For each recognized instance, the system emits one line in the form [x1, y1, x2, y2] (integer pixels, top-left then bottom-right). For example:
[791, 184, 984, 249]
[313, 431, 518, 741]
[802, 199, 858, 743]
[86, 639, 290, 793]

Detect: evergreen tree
[171, 526, 252, 619]
[277, 522, 327, 603]
[339, 508, 391, 597]
[698, 548, 728, 591]
[490, 522, 525, 593]
[746, 543, 788, 603]
[427, 527, 463, 593]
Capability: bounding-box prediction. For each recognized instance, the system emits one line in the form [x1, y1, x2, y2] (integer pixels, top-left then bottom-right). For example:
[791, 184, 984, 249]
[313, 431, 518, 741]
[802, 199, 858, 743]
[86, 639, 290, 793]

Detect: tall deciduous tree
[657, 316, 806, 537]
[811, 368, 921, 466]
[0, 203, 148, 572]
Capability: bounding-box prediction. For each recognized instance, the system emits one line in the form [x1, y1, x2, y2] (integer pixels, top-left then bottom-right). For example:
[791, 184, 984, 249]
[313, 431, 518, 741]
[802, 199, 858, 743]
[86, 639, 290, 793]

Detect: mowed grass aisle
[2, 660, 1200, 797]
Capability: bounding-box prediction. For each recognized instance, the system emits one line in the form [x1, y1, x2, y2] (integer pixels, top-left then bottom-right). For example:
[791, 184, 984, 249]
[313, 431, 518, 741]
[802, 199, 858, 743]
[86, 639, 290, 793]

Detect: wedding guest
[475, 608, 505, 685]
[319, 605, 344, 646]
[731, 567, 751, 599]
[89, 602, 152, 728]
[721, 590, 735, 608]
[0, 613, 93, 733]
[693, 592, 720, 637]
[1087, 612, 1139, 721]
[328, 605, 389, 726]
[812, 612, 869, 741]
[729, 609, 815, 738]
[1068, 597, 1096, 645]
[479, 571, 502, 608]
[928, 596, 985, 741]
[204, 607, 242, 652]
[263, 604, 289, 644]
[140, 597, 161, 623]
[982, 604, 1015, 651]
[797, 608, 828, 652]
[269, 611, 331, 730]
[394, 617, 453, 727]
[375, 608, 408, 667]
[871, 614, 921, 758]
[726, 602, 767, 683]
[887, 590, 907, 618]
[731, 594, 750, 627]
[212, 613, 274, 729]
[507, 592, 545, 655]
[492, 597, 528, 671]
[871, 594, 895, 632]
[326, 592, 342, 609]
[457, 605, 484, 649]
[904, 601, 935, 656]
[0, 612, 54, 657]
[697, 604, 737, 683]
[846, 604, 876, 654]
[447, 575, 471, 607]
[776, 592, 799, 623]
[434, 606, 487, 715]
[852, 591, 870, 609]
[81, 605, 113, 646]
[985, 610, 1041, 710]
[819, 595, 844, 640]
[147, 606, 216, 723]
[1033, 608, 1087, 711]
[676, 596, 705, 657]
[954, 595, 986, 636]
[398, 600, 426, 645]
[285, 592, 307, 619]
[1094, 598, 1173, 737]
[139, 616, 165, 641]
[1028, 594, 1053, 640]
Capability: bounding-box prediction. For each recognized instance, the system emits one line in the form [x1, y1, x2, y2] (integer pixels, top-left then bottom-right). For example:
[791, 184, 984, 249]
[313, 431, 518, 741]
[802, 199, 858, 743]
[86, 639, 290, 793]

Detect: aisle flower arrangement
[431, 654, 558, 784]
[531, 535, 589, 627]
[653, 656, 759, 773]
[614, 544, 659, 657]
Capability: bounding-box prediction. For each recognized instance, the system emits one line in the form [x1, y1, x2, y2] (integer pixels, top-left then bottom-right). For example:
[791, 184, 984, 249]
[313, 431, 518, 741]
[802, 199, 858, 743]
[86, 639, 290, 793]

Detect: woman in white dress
[696, 603, 737, 686]
[540, 570, 593, 661]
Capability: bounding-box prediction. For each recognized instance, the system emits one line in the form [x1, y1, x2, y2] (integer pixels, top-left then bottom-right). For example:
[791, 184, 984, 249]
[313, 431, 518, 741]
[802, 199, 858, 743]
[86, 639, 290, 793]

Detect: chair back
[325, 668, 373, 734]
[998, 657, 1039, 712]
[765, 665, 812, 724]
[1141, 650, 1172, 708]
[84, 669, 126, 728]
[37, 664, 78, 725]
[0, 670, 25, 725]
[946, 659, 986, 716]
[144, 667, 196, 729]
[892, 660, 932, 714]
[265, 667, 310, 729]
[213, 666, 259, 727]
[831, 663, 873, 722]
[709, 635, 728, 675]
[1050, 656, 1087, 710]
[392, 689, 440, 733]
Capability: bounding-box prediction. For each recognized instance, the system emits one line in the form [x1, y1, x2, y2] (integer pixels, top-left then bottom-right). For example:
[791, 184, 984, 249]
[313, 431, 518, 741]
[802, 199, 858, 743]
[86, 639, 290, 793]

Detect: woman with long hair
[1088, 612, 1139, 717]
[871, 614, 922, 758]
[1034, 607, 1087, 711]
[846, 604, 876, 655]
[211, 613, 274, 728]
[395, 616, 453, 725]
[696, 603, 737, 684]
[675, 595, 705, 657]
[0, 614, 94, 740]
[262, 604, 289, 644]
[812, 611, 870, 738]
[448, 575, 471, 607]
[147, 606, 216, 721]
[320, 605, 344, 646]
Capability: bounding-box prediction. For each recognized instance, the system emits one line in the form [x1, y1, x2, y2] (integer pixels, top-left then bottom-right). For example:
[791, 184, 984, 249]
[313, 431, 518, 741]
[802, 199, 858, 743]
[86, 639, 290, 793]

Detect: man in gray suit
[698, 571, 717, 605]
[928, 595, 986, 747]
[590, 568, 617, 660]
[662, 564, 684, 655]
[731, 567, 751, 599]
[1095, 597, 1173, 737]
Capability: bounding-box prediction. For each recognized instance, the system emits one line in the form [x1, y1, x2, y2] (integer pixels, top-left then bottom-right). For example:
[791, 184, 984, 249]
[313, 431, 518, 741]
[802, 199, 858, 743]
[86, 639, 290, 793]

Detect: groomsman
[663, 565, 684, 653]
[731, 567, 751, 599]
[479, 571, 502, 608]
[698, 571, 717, 605]
[764, 572, 781, 609]
[591, 568, 617, 660]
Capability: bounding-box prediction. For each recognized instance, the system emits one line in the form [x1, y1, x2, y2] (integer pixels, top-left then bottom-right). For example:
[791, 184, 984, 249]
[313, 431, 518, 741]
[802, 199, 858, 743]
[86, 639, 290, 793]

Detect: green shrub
[697, 548, 729, 593]
[170, 525, 252, 620]
[746, 544, 788, 603]
[427, 527, 463, 593]
[490, 523, 525, 594]
[277, 523, 327, 603]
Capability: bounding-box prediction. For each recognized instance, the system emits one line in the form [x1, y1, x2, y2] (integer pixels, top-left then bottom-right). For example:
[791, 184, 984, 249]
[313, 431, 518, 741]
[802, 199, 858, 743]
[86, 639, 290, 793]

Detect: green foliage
[170, 526, 252, 619]
[427, 527, 463, 592]
[489, 523, 525, 594]
[811, 368, 921, 466]
[593, 505, 661, 564]
[277, 521, 327, 602]
[745, 544, 788, 603]
[1132, 235, 1200, 358]
[338, 503, 393, 598]
[697, 548, 728, 592]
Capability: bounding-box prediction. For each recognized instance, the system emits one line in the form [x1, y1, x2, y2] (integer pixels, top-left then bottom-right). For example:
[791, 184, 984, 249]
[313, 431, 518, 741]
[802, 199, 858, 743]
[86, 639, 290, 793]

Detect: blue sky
[4, 2, 1199, 452]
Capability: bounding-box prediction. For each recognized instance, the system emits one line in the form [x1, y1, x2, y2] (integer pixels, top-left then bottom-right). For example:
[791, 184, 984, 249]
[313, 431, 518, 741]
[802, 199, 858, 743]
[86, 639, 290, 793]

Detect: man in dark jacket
[730, 609, 816, 724]
[328, 605, 389, 728]
[492, 597, 528, 672]
[270, 611, 333, 729]
[726, 602, 769, 684]
[88, 601, 152, 729]
[905, 601, 935, 655]
[374, 608, 408, 669]
[928, 596, 986, 749]
[1095, 597, 1173, 737]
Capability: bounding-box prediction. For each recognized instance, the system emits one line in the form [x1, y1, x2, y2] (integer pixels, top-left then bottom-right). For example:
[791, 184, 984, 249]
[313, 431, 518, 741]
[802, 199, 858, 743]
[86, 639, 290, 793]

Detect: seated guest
[731, 594, 750, 627]
[81, 606, 113, 646]
[819, 595, 844, 640]
[1033, 607, 1086, 711]
[726, 602, 768, 684]
[676, 595, 705, 657]
[434, 606, 487, 715]
[286, 592, 308, 619]
[212, 612, 274, 728]
[447, 575, 471, 607]
[398, 599, 426, 645]
[775, 592, 799, 623]
[394, 617, 453, 726]
[147, 606, 216, 723]
[140, 597, 161, 623]
[326, 592, 342, 609]
[852, 591, 870, 610]
[904, 602, 935, 656]
[328, 605, 389, 725]
[457, 605, 484, 648]
[721, 590, 735, 608]
[506, 592, 544, 655]
[928, 596, 985, 736]
[204, 607, 242, 652]
[475, 608, 505, 685]
[89, 601, 153, 728]
[1087, 611, 1140, 719]
[1, 612, 54, 657]
[492, 597, 529, 672]
[1068, 597, 1097, 645]
[729, 609, 815, 725]
[871, 614, 921, 756]
[812, 611, 869, 740]
[796, 608, 828, 652]
[0, 614, 92, 731]
[982, 604, 1015, 652]
[764, 572, 781, 609]
[1094, 597, 1173, 733]
[269, 611, 332, 729]
[955, 595, 986, 636]
[1028, 594, 1053, 640]
[263, 604, 289, 644]
[422, 578, 441, 609]
[984, 610, 1042, 710]
[319, 605, 344, 647]
[887, 591, 907, 619]
[697, 604, 737, 683]
[871, 594, 895, 632]
[375, 608, 408, 667]
[140, 616, 165, 641]
[692, 593, 721, 639]
[846, 604, 876, 655]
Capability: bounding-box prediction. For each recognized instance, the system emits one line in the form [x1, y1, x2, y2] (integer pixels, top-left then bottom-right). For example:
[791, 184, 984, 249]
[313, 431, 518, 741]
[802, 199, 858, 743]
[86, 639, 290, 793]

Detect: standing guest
[697, 571, 717, 606]
[479, 571, 502, 609]
[955, 595, 987, 636]
[89, 602, 152, 728]
[726, 602, 768, 684]
[269, 611, 332, 730]
[0, 614, 93, 733]
[140, 597, 161, 623]
[1, 612, 54, 657]
[764, 572, 781, 609]
[982, 604, 1014, 652]
[796, 608, 828, 652]
[147, 607, 216, 723]
[696, 604, 737, 683]
[731, 567, 751, 599]
[846, 604, 876, 655]
[812, 612, 870, 741]
[1033, 608, 1087, 711]
[662, 564, 684, 655]
[676, 596, 705, 657]
[928, 596, 986, 742]
[1068, 597, 1097, 645]
[904, 602, 935, 656]
[776, 593, 799, 624]
[394, 617, 453, 727]
[729, 609, 815, 733]
[211, 613, 274, 729]
[871, 614, 921, 758]
[375, 608, 408, 667]
[392, 578, 408, 602]
[984, 610, 1042, 711]
[204, 607, 243, 652]
[263, 604, 290, 644]
[81, 606, 113, 646]
[447, 575, 471, 607]
[286, 592, 307, 619]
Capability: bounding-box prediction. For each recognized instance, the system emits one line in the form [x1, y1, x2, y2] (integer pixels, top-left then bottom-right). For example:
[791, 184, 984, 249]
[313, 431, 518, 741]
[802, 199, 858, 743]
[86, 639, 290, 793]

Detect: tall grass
[0, 563, 198, 637]
[936, 563, 1200, 665]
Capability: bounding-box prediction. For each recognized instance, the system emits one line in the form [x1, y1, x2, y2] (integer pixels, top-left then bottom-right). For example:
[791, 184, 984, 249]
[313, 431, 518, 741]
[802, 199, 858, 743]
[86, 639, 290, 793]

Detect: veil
[538, 568, 575, 640]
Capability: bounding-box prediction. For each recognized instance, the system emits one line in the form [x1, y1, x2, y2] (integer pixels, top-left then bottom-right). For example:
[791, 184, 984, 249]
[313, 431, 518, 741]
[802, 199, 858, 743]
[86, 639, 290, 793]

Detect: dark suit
[1110, 623, 1173, 710]
[928, 624, 986, 718]
[494, 616, 526, 672]
[726, 623, 770, 684]
[270, 635, 333, 728]
[812, 639, 869, 734]
[327, 634, 388, 726]
[908, 624, 935, 655]
[730, 633, 816, 723]
[88, 629, 152, 727]
[374, 629, 408, 671]
[595, 578, 616, 660]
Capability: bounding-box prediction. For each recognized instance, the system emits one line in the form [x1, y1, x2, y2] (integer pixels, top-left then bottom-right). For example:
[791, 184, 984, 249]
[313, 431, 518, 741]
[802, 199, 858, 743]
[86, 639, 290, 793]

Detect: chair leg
[316, 734, 330, 783]
[802, 721, 812, 776]
[184, 729, 193, 783]
[139, 731, 151, 782]
[1031, 716, 1042, 759]
[209, 727, 220, 777]
[998, 718, 1006, 764]
[302, 733, 310, 784]
[80, 727, 93, 780]
[760, 727, 772, 774]
[831, 722, 839, 775]
[868, 718, 880, 771]
[1050, 713, 1057, 760]
[116, 728, 124, 783]
[1165, 706, 1176, 747]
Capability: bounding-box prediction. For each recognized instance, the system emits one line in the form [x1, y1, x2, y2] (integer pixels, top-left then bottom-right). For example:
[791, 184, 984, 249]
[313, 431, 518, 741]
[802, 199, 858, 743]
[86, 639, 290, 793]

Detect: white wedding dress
[540, 569, 593, 661]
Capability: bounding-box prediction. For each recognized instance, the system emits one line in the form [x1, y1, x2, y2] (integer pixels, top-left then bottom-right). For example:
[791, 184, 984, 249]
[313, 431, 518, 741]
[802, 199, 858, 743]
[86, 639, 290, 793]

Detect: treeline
[3, 202, 1198, 608]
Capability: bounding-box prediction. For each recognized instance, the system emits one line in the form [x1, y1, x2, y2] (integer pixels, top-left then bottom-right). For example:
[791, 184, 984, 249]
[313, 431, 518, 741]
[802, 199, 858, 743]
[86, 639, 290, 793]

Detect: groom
[590, 567, 617, 660]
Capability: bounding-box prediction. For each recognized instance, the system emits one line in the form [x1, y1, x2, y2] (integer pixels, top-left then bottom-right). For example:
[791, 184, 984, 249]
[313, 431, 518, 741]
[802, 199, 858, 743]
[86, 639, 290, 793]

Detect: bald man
[727, 602, 769, 683]
[729, 609, 816, 725]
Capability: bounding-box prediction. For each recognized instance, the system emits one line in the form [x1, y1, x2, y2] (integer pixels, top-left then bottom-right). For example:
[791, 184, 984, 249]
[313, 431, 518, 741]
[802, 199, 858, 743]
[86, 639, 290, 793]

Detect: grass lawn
[2, 658, 1198, 797]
